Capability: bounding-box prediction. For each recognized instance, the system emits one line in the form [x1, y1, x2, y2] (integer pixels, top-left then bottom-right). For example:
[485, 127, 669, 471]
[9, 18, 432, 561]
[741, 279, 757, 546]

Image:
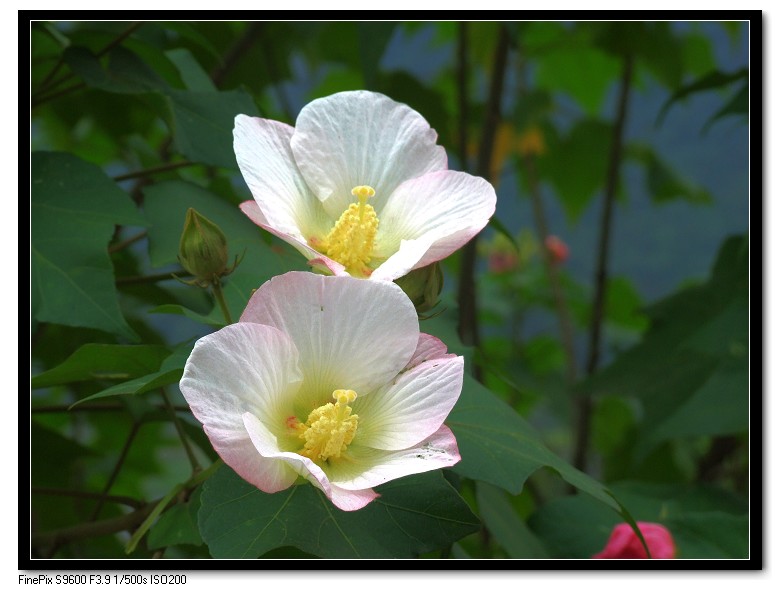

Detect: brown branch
[32, 500, 158, 554]
[210, 22, 264, 87]
[573, 54, 634, 472]
[108, 230, 147, 254]
[32, 23, 144, 105]
[457, 24, 511, 376]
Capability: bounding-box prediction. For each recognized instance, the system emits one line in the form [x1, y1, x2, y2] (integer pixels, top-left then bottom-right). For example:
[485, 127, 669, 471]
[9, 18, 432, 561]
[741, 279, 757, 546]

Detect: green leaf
[703, 82, 749, 133]
[71, 340, 194, 406]
[625, 143, 712, 205]
[656, 68, 748, 126]
[476, 482, 549, 558]
[581, 235, 748, 460]
[357, 22, 397, 89]
[148, 487, 204, 550]
[143, 180, 293, 321]
[31, 151, 144, 340]
[165, 48, 217, 92]
[31, 421, 97, 487]
[529, 481, 748, 558]
[448, 375, 619, 512]
[604, 276, 649, 332]
[164, 88, 259, 168]
[536, 119, 612, 222]
[64, 46, 168, 94]
[534, 45, 620, 115]
[32, 344, 170, 389]
[198, 466, 480, 558]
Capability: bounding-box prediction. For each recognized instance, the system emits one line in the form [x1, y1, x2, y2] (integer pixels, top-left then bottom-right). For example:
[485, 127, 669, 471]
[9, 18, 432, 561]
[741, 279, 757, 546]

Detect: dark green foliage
[29, 21, 751, 561]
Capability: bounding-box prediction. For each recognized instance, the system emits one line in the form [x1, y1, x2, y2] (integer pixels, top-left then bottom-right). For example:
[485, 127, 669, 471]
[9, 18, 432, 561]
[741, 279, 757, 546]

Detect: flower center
[292, 389, 359, 462]
[318, 186, 378, 277]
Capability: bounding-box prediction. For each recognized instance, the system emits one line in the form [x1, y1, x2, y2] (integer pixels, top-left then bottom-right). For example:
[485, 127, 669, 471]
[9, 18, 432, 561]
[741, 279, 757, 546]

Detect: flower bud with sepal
[178, 208, 231, 287]
[395, 262, 443, 314]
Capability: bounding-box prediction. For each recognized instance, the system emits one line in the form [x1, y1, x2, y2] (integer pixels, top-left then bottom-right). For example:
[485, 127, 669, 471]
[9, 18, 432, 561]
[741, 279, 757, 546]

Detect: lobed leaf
[31, 152, 145, 340]
[198, 466, 480, 558]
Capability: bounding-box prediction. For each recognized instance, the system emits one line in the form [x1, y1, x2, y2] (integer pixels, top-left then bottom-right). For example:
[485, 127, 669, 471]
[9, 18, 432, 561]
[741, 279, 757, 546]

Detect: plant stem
[32, 487, 143, 509]
[33, 22, 144, 99]
[108, 230, 147, 254]
[112, 161, 195, 182]
[31, 82, 87, 108]
[32, 402, 190, 413]
[212, 281, 233, 325]
[457, 24, 510, 377]
[116, 271, 190, 285]
[573, 53, 634, 472]
[32, 500, 158, 555]
[160, 389, 200, 474]
[125, 459, 223, 554]
[90, 421, 141, 521]
[32, 459, 223, 556]
[523, 156, 578, 385]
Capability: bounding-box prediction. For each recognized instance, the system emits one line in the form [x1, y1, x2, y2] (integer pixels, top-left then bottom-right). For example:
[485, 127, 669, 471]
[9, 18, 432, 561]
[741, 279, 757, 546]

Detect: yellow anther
[351, 185, 376, 200]
[333, 389, 357, 404]
[317, 185, 378, 277]
[296, 389, 359, 462]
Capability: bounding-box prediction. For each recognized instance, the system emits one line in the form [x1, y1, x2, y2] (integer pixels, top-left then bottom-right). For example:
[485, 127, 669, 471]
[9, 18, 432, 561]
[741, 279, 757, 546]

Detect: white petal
[290, 91, 448, 219]
[240, 201, 349, 277]
[368, 236, 433, 282]
[205, 425, 297, 494]
[243, 413, 378, 511]
[240, 272, 419, 411]
[353, 355, 464, 451]
[374, 170, 497, 268]
[404, 333, 456, 371]
[180, 323, 303, 437]
[329, 425, 460, 490]
[234, 115, 331, 241]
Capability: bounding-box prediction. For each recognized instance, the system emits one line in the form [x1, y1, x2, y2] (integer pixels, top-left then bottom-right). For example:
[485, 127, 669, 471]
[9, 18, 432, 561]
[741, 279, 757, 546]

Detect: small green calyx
[178, 208, 239, 288]
[395, 262, 443, 314]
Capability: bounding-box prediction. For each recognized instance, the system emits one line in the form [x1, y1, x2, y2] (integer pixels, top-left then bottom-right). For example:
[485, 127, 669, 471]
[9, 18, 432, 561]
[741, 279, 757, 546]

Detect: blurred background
[30, 21, 750, 559]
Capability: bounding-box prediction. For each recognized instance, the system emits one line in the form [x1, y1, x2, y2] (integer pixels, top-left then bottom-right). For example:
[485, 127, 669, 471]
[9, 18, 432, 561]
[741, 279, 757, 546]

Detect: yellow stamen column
[297, 390, 359, 463]
[318, 186, 379, 277]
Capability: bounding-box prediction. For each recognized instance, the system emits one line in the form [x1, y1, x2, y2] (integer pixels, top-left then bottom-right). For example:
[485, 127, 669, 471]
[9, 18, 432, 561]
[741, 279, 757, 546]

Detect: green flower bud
[178, 208, 228, 286]
[395, 262, 443, 314]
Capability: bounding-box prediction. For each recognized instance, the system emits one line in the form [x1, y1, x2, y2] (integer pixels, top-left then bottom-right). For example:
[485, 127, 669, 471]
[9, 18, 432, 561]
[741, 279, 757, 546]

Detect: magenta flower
[234, 90, 496, 280]
[593, 522, 677, 559]
[179, 271, 463, 511]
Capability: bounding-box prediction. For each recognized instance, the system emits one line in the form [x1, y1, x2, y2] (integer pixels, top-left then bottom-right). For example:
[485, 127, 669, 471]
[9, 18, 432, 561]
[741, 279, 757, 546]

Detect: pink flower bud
[593, 522, 676, 559]
[544, 235, 569, 264]
[488, 251, 519, 274]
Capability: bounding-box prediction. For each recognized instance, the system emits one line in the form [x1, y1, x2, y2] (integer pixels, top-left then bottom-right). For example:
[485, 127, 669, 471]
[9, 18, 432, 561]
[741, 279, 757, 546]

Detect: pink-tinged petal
[330, 425, 460, 490]
[290, 91, 448, 219]
[354, 355, 464, 451]
[180, 323, 302, 437]
[405, 333, 456, 371]
[242, 413, 378, 511]
[239, 201, 349, 277]
[240, 272, 419, 410]
[327, 485, 380, 512]
[205, 425, 297, 494]
[374, 170, 497, 268]
[234, 115, 331, 240]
